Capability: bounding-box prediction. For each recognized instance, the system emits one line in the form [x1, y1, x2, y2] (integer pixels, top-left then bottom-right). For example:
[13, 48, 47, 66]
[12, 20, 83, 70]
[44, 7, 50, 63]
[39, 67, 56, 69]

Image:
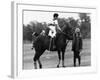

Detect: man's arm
[54, 20, 61, 31]
[56, 24, 61, 31]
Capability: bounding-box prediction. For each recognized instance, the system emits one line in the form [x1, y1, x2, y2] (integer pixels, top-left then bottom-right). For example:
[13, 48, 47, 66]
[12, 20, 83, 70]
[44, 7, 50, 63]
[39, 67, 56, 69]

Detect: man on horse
[48, 13, 61, 50]
[32, 13, 73, 69]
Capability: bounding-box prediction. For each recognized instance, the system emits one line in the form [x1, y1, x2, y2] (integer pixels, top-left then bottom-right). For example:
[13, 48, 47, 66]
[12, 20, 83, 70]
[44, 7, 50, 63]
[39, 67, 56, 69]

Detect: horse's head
[62, 22, 74, 40]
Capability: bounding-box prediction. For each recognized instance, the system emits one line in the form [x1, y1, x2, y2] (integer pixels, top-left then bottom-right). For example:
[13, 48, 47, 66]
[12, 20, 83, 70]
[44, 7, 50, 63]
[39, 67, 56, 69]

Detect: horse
[32, 23, 73, 69]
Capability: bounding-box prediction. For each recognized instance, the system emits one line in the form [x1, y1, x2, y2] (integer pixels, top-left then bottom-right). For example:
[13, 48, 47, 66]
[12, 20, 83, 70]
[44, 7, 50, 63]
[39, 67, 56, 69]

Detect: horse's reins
[59, 29, 71, 46]
[59, 29, 71, 38]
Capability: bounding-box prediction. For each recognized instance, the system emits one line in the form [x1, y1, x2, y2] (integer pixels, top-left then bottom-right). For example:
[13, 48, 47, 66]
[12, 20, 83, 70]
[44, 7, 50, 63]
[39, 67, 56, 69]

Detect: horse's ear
[32, 32, 39, 37]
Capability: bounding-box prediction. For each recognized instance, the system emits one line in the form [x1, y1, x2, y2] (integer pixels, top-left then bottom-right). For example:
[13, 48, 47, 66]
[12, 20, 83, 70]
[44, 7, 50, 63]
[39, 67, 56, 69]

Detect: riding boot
[52, 37, 56, 49]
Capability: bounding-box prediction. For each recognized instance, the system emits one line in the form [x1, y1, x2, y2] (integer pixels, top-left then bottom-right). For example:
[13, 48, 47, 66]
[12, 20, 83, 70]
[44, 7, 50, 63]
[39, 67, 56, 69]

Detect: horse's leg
[38, 59, 42, 69]
[62, 50, 65, 67]
[33, 56, 37, 69]
[57, 50, 61, 68]
[37, 49, 45, 69]
[74, 56, 76, 67]
[78, 56, 81, 66]
[33, 52, 39, 69]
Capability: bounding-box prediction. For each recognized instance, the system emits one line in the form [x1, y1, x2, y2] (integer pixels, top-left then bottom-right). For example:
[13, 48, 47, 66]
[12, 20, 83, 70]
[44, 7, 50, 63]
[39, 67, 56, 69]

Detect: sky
[23, 11, 81, 25]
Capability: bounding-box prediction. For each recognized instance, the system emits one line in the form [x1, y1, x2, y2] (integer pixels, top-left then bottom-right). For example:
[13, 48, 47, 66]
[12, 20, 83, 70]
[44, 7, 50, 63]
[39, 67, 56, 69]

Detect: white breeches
[48, 25, 56, 38]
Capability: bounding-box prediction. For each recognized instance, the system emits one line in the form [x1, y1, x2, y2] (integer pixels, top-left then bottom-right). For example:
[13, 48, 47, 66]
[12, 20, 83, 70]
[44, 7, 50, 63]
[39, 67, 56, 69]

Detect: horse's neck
[56, 32, 67, 41]
[62, 25, 68, 33]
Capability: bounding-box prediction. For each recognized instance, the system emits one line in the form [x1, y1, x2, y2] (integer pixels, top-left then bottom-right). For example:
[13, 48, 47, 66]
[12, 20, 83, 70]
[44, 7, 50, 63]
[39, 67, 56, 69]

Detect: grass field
[23, 39, 91, 69]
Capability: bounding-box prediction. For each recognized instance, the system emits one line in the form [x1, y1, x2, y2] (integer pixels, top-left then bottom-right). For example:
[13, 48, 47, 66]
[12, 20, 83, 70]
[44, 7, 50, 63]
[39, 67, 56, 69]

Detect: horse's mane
[61, 22, 73, 40]
[62, 22, 72, 32]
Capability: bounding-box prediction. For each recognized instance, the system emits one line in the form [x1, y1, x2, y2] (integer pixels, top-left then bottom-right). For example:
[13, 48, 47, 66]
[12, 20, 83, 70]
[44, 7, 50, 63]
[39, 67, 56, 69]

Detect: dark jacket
[72, 32, 83, 52]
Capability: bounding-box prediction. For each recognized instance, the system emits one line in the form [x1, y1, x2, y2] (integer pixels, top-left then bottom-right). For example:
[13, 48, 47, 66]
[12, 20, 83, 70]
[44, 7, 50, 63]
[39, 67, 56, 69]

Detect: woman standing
[72, 28, 83, 66]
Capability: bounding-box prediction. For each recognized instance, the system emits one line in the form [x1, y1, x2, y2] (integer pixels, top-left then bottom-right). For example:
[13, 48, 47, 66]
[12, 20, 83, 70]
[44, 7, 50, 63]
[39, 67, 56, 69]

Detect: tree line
[23, 13, 91, 42]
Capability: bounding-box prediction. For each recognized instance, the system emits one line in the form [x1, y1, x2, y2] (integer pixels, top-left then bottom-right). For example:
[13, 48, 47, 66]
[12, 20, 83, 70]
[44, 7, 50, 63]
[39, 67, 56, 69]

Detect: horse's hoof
[62, 65, 66, 67]
[74, 65, 76, 67]
[34, 67, 37, 69]
[39, 65, 42, 69]
[34, 65, 37, 69]
[57, 65, 59, 68]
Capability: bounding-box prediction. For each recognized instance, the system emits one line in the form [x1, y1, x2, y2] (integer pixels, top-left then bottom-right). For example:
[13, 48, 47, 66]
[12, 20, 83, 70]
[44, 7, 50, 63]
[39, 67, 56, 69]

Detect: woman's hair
[53, 13, 59, 18]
